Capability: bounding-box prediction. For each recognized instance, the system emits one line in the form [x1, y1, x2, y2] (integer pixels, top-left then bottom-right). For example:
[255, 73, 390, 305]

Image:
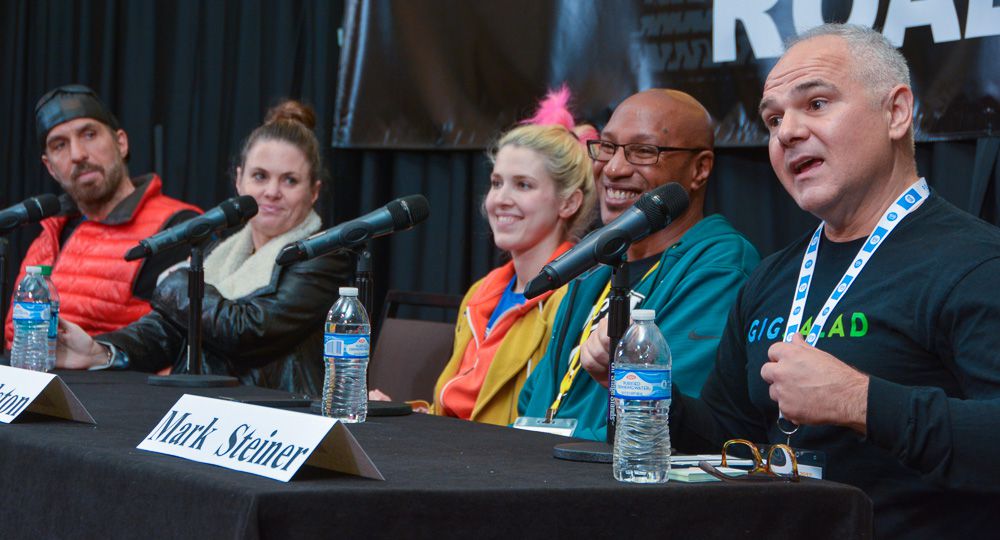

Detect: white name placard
[138, 394, 383, 482]
[0, 365, 95, 424]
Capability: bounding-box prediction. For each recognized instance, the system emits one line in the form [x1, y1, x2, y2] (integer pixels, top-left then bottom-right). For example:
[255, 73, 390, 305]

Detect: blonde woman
[429, 88, 597, 425]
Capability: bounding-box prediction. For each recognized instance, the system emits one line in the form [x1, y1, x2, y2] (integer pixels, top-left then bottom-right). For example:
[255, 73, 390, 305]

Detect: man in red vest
[5, 85, 201, 348]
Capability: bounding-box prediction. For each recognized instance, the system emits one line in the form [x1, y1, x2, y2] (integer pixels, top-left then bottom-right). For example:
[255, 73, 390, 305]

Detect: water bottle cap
[632, 309, 655, 322]
[37, 265, 53, 276]
[339, 287, 359, 297]
[25, 266, 42, 274]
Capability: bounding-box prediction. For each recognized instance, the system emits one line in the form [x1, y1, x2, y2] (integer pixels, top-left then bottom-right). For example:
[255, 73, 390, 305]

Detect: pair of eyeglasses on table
[697, 439, 801, 483]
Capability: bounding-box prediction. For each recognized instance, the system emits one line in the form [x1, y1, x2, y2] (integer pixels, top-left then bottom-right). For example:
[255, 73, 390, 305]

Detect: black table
[0, 371, 872, 539]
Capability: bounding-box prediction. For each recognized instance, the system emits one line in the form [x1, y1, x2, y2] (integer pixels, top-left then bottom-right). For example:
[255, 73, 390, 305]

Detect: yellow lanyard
[546, 261, 660, 421]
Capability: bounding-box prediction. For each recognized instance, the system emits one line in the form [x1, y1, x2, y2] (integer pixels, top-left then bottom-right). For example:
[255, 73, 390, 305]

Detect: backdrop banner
[333, 0, 1000, 149]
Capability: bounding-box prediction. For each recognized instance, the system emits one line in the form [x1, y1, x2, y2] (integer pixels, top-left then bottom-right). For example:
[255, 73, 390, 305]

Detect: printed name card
[138, 394, 384, 482]
[0, 365, 95, 424]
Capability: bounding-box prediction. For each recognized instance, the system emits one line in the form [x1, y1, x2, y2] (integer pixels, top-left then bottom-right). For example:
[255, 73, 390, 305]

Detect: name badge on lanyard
[777, 178, 930, 438]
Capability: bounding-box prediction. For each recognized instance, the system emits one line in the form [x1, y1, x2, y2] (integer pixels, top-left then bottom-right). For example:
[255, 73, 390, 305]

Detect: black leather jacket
[100, 247, 352, 397]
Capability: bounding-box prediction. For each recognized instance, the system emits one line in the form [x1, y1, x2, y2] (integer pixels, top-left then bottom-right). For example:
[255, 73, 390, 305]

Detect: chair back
[370, 290, 462, 402]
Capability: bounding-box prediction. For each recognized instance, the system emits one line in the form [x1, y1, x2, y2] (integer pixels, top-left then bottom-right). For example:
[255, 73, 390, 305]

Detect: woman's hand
[57, 318, 111, 369]
[369, 389, 432, 414]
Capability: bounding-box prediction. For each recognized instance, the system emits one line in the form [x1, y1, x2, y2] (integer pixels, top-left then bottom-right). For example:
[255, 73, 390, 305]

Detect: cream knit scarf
[203, 210, 322, 300]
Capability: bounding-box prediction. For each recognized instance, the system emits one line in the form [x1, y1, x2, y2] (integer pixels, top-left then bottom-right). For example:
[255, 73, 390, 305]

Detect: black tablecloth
[0, 371, 873, 539]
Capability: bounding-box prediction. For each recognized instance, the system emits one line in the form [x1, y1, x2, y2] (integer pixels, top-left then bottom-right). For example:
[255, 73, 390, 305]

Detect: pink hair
[523, 85, 576, 130]
[573, 124, 599, 143]
[521, 84, 595, 145]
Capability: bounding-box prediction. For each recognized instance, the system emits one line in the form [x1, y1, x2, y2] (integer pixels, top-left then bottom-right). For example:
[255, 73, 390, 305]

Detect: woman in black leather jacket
[56, 101, 351, 396]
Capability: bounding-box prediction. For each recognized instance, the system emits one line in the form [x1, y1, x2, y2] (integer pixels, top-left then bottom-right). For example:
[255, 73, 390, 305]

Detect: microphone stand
[354, 245, 374, 329]
[0, 237, 7, 352]
[606, 260, 630, 444]
[148, 240, 237, 387]
[354, 245, 376, 386]
[553, 257, 630, 464]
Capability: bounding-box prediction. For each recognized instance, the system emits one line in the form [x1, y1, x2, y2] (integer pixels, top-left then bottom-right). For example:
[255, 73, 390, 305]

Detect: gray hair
[788, 24, 911, 103]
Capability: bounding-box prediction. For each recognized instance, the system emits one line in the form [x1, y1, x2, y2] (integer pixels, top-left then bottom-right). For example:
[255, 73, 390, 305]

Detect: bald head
[612, 89, 714, 149]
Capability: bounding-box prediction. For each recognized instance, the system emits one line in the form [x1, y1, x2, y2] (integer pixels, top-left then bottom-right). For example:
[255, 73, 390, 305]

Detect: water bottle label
[48, 307, 60, 339]
[323, 333, 370, 359]
[613, 368, 671, 400]
[12, 302, 50, 323]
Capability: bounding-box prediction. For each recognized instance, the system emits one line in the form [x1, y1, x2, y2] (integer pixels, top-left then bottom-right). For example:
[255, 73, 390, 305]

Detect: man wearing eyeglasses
[621, 25, 999, 538]
[5, 85, 201, 347]
[517, 89, 760, 441]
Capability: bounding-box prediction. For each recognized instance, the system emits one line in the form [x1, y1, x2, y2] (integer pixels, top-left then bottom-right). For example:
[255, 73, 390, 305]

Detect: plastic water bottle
[322, 287, 371, 422]
[39, 265, 60, 371]
[612, 309, 672, 483]
[10, 266, 52, 372]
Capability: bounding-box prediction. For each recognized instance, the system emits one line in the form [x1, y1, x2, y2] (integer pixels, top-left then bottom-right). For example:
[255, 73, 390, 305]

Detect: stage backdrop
[2, 0, 999, 325]
[334, 0, 1000, 149]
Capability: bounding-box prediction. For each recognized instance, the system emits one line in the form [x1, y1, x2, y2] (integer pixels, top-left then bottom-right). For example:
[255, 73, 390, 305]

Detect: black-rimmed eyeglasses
[586, 139, 708, 165]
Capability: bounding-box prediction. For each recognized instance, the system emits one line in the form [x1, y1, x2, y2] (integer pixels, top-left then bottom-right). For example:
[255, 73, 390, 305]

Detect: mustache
[71, 162, 104, 181]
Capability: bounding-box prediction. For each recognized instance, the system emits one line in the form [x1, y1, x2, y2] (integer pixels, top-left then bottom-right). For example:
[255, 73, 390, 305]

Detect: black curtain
[3, 0, 999, 324]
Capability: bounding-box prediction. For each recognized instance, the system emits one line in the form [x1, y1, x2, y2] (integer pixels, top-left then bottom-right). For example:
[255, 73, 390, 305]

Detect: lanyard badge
[777, 179, 930, 439]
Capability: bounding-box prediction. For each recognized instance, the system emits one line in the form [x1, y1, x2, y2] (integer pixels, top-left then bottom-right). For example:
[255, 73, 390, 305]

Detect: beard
[64, 155, 128, 209]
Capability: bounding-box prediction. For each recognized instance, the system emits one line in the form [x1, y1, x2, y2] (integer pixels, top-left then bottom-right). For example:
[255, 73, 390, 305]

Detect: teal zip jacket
[517, 214, 760, 441]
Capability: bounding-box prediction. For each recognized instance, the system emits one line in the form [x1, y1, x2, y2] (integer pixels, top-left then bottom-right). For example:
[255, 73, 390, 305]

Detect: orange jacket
[432, 242, 571, 424]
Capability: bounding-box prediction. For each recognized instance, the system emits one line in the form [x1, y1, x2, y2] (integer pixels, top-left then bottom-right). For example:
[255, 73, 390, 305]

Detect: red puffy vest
[5, 175, 200, 344]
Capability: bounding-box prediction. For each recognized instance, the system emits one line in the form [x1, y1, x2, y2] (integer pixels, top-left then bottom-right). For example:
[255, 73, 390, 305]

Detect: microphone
[524, 183, 689, 299]
[0, 194, 61, 234]
[124, 195, 258, 261]
[276, 194, 430, 265]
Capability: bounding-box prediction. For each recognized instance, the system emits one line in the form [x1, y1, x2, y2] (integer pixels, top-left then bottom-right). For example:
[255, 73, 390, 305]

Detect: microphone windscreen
[276, 243, 304, 266]
[656, 183, 689, 221]
[124, 244, 147, 262]
[34, 194, 62, 219]
[218, 198, 241, 226]
[401, 194, 430, 223]
[234, 195, 259, 220]
[523, 272, 554, 299]
[58, 195, 76, 215]
[387, 194, 430, 230]
[635, 183, 689, 231]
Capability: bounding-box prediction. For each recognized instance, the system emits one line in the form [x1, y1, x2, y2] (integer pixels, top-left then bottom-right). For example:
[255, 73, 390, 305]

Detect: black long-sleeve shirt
[671, 194, 1000, 539]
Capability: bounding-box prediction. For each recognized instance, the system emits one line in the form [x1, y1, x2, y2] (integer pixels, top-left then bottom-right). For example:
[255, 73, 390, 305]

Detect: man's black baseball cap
[35, 84, 120, 152]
